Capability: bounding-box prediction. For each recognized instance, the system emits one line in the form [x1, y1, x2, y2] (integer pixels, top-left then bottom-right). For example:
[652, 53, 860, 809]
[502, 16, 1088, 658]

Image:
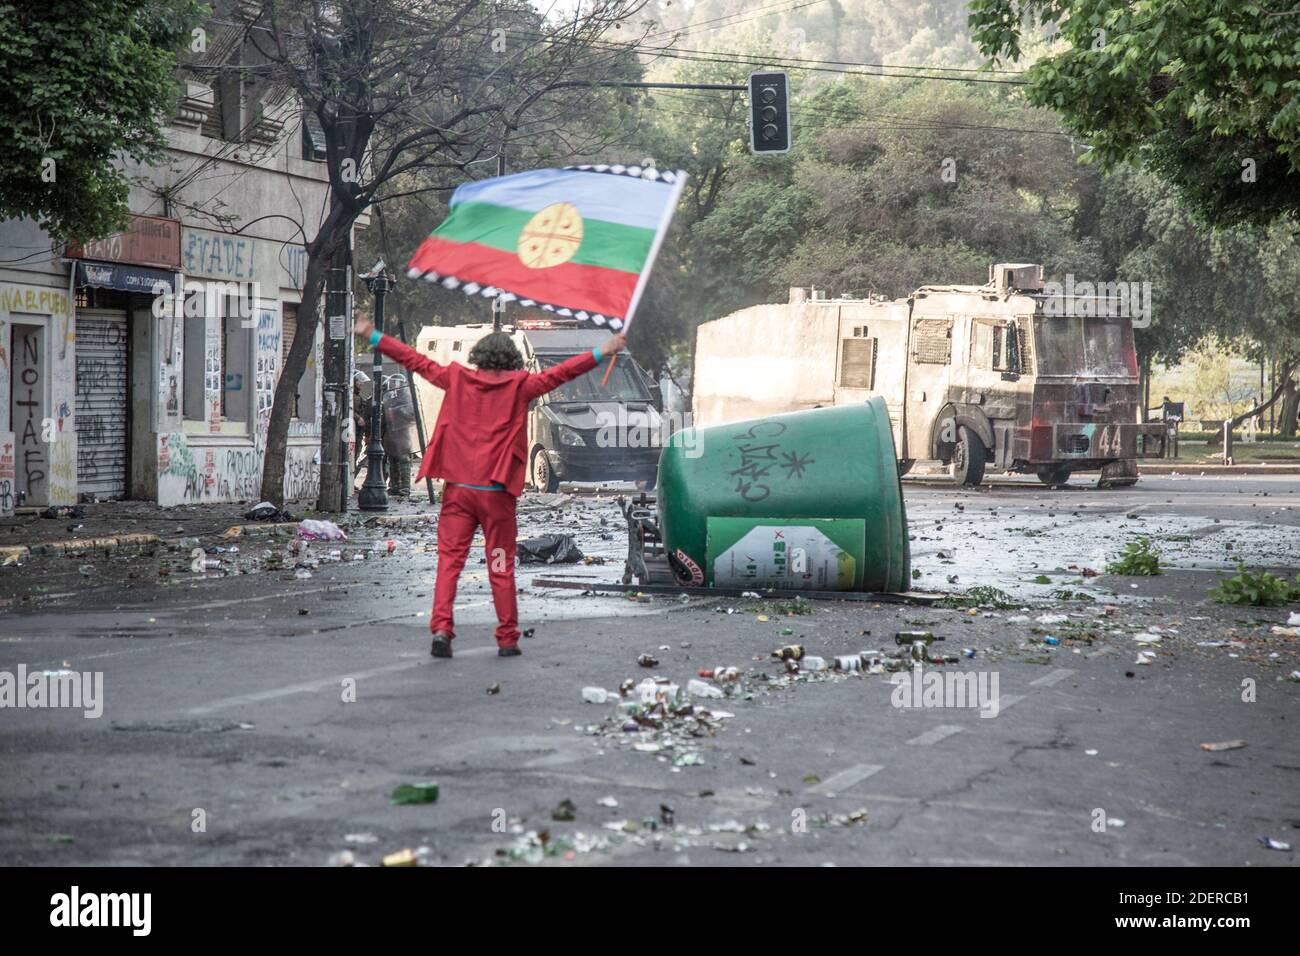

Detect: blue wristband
[592, 346, 603, 363]
[369, 330, 382, 347]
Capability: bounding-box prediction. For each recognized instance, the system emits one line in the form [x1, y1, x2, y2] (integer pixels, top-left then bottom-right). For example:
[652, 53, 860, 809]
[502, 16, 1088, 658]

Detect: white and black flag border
[400, 266, 626, 331]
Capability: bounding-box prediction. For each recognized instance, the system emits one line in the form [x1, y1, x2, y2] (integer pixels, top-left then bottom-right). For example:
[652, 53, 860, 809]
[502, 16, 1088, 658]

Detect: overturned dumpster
[655, 398, 911, 593]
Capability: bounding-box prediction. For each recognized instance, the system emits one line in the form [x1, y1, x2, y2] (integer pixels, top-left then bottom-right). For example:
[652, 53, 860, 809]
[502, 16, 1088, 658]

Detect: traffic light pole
[505, 77, 786, 172]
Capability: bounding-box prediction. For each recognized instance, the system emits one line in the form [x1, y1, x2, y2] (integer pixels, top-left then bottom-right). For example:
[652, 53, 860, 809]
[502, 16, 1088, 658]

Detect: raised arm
[354, 314, 450, 390]
[522, 332, 628, 401]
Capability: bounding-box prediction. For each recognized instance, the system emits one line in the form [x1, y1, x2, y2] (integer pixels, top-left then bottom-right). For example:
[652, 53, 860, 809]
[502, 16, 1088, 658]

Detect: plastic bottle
[686, 679, 724, 699]
[801, 656, 828, 672]
[581, 686, 609, 704]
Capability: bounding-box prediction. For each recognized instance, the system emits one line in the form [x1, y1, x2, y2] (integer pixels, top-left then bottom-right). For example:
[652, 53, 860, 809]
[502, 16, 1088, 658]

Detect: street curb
[28, 533, 162, 555]
[1140, 464, 1300, 475]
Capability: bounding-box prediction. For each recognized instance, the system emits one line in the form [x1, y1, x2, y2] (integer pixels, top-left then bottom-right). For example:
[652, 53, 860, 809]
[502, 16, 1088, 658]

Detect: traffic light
[748, 71, 791, 154]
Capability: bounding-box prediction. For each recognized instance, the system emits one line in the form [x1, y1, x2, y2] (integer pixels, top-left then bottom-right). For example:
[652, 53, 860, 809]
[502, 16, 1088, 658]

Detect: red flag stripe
[407, 237, 639, 319]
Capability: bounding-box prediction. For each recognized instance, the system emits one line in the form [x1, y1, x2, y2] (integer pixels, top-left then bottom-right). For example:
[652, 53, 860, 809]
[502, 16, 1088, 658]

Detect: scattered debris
[297, 519, 346, 541]
[39, 506, 85, 520]
[390, 782, 439, 805]
[698, 666, 740, 682]
[1200, 740, 1246, 752]
[686, 679, 724, 699]
[244, 501, 294, 522]
[517, 534, 583, 564]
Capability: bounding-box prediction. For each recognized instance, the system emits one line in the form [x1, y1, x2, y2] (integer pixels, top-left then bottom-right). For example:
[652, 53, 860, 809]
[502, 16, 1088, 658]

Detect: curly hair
[468, 331, 524, 371]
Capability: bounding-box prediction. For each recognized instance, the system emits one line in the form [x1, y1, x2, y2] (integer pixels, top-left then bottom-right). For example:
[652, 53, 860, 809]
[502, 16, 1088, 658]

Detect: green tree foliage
[969, 0, 1300, 227]
[1086, 165, 1300, 414]
[0, 0, 202, 242]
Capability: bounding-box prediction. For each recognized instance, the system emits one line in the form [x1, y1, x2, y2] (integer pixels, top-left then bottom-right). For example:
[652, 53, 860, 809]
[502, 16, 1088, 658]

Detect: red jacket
[375, 334, 598, 496]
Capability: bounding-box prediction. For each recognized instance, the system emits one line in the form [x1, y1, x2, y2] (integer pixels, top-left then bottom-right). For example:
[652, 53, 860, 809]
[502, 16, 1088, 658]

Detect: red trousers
[431, 484, 519, 646]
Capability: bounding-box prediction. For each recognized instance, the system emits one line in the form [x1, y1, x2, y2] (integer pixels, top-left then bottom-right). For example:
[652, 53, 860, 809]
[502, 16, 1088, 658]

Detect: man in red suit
[353, 314, 626, 658]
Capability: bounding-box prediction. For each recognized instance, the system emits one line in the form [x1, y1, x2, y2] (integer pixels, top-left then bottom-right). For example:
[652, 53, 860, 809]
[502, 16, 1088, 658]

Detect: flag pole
[601, 170, 688, 385]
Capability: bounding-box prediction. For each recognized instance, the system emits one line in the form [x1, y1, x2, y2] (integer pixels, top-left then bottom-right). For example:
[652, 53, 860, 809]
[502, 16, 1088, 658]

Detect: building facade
[0, 20, 335, 517]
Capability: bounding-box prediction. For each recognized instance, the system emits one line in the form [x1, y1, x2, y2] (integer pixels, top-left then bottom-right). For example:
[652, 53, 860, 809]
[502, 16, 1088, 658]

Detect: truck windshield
[539, 354, 654, 403]
[1033, 315, 1137, 377]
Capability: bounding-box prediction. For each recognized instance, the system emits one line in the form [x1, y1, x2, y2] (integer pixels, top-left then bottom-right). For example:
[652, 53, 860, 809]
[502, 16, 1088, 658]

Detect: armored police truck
[691, 263, 1166, 488]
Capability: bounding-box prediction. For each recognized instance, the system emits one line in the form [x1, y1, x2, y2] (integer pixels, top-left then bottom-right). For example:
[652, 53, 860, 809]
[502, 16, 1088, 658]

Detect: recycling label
[706, 518, 863, 590]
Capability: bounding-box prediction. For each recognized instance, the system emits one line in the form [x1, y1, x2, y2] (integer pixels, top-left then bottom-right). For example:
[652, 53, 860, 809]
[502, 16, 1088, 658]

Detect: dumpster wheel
[1036, 466, 1071, 487]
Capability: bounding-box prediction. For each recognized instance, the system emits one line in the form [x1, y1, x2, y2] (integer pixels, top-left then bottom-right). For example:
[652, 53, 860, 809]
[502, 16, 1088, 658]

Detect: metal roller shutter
[75, 311, 129, 500]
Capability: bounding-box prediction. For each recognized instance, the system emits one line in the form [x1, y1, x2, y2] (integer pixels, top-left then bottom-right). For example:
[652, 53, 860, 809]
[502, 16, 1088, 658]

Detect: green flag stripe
[432, 201, 654, 274]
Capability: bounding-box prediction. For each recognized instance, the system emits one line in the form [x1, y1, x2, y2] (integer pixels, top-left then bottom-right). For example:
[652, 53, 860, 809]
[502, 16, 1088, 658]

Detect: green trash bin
[657, 398, 910, 592]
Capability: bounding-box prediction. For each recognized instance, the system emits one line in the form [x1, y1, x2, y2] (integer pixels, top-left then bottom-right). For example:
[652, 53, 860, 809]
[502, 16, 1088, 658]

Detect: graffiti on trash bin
[728, 420, 814, 502]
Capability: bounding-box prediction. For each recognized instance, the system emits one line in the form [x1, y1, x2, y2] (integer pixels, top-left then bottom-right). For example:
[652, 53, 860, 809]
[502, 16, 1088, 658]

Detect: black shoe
[498, 646, 522, 657]
[430, 634, 453, 658]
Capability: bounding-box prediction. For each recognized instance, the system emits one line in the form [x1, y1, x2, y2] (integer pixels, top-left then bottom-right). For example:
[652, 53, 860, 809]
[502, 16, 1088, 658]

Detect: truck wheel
[898, 459, 915, 477]
[531, 447, 559, 493]
[949, 426, 986, 487]
[1037, 467, 1071, 487]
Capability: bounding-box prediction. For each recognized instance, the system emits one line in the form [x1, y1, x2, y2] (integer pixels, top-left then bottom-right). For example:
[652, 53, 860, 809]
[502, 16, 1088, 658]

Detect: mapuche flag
[405, 164, 686, 331]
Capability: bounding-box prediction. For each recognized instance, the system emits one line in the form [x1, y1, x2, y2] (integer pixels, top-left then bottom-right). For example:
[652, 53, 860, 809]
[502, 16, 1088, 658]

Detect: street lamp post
[358, 268, 391, 511]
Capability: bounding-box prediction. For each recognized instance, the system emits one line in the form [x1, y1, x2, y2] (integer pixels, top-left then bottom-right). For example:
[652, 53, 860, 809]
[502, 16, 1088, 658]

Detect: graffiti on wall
[159, 432, 204, 501]
[13, 329, 45, 501]
[157, 301, 319, 505]
[220, 448, 259, 500]
[0, 288, 75, 507]
[284, 447, 319, 501]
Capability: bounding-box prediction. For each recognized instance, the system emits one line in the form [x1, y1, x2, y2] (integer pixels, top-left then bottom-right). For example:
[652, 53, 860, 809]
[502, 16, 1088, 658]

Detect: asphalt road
[0, 476, 1297, 866]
